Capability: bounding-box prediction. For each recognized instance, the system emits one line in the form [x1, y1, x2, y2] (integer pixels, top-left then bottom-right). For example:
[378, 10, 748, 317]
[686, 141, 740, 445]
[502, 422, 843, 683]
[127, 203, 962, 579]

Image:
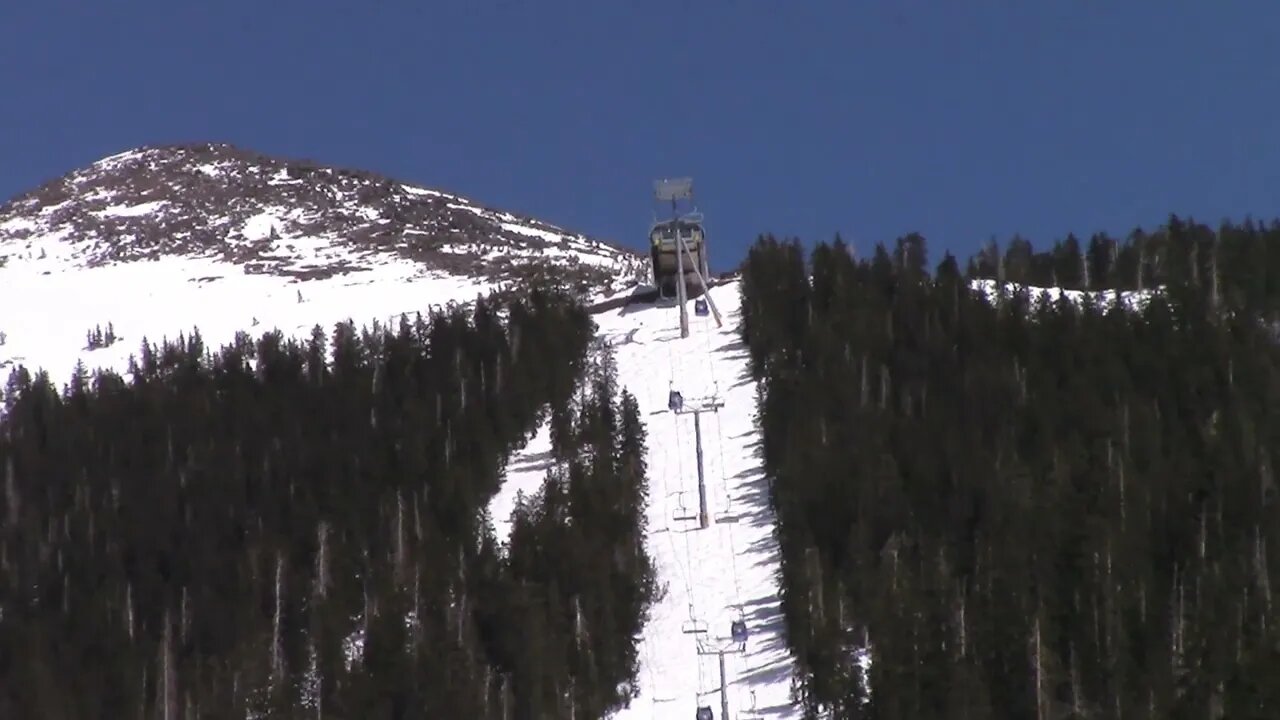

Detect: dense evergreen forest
[965, 215, 1280, 306]
[740, 218, 1280, 719]
[0, 288, 659, 719]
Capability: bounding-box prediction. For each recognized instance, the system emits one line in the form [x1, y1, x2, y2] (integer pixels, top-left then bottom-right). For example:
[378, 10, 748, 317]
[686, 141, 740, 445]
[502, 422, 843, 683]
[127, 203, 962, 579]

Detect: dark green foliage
[84, 322, 119, 350]
[0, 288, 654, 718]
[742, 221, 1280, 719]
[484, 343, 660, 719]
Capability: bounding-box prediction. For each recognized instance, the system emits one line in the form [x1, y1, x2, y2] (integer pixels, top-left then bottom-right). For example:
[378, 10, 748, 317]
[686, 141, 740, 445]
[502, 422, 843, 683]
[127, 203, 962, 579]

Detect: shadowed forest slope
[0, 287, 658, 719]
[740, 222, 1280, 719]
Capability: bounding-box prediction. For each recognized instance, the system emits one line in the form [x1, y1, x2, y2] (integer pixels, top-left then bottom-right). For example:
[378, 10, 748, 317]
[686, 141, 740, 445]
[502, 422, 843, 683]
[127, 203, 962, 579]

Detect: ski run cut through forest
[0, 213, 806, 718]
[7, 151, 1280, 719]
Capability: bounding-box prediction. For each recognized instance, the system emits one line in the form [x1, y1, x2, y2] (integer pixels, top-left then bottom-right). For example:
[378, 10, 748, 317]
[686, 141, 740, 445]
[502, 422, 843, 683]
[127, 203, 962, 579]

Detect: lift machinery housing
[648, 177, 721, 337]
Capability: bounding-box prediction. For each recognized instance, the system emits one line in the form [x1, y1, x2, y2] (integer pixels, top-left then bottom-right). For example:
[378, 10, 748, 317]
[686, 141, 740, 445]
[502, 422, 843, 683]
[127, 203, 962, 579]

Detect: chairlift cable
[674, 384, 702, 616]
[686, 293, 757, 710]
[693, 290, 757, 714]
[679, 443, 709, 695]
[662, 375, 697, 610]
[713, 409, 747, 615]
[667, 334, 709, 695]
[693, 290, 748, 619]
[648, 333, 700, 697]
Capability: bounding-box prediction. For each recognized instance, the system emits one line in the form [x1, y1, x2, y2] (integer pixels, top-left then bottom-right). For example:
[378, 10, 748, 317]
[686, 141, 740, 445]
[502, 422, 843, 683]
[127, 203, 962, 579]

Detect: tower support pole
[695, 639, 743, 719]
[718, 650, 729, 720]
[677, 231, 723, 327]
[694, 410, 709, 529]
[675, 200, 689, 338]
[668, 396, 722, 531]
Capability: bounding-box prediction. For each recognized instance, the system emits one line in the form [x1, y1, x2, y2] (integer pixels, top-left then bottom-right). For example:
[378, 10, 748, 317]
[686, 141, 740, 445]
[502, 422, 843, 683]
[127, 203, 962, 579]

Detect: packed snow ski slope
[496, 282, 802, 719]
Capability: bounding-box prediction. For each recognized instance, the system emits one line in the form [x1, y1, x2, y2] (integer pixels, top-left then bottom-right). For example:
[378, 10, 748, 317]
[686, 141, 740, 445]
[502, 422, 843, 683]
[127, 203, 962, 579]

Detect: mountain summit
[0, 142, 646, 293]
[0, 144, 651, 383]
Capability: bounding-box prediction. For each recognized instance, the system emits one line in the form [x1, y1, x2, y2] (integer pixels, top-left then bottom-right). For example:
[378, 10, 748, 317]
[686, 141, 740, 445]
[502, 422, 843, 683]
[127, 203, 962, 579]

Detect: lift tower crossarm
[695, 633, 744, 720]
[665, 394, 723, 530]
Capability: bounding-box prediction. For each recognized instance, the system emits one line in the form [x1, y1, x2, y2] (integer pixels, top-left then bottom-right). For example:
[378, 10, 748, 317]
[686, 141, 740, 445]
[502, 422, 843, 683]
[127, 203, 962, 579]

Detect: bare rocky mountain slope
[0, 142, 647, 294]
[0, 143, 655, 385]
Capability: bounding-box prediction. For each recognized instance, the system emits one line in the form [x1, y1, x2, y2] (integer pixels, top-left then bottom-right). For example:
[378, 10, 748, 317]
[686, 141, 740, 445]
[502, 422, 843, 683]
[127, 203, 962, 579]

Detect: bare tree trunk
[568, 676, 576, 720]
[1118, 455, 1128, 532]
[1257, 525, 1272, 614]
[996, 240, 1006, 290]
[1136, 240, 1146, 292]
[1190, 235, 1201, 288]
[318, 521, 330, 599]
[314, 638, 324, 720]
[502, 673, 512, 720]
[395, 490, 407, 585]
[273, 551, 285, 685]
[457, 544, 467, 646]
[1209, 234, 1221, 313]
[162, 608, 177, 720]
[573, 595, 585, 652]
[1032, 613, 1045, 720]
[1070, 640, 1083, 718]
[859, 354, 869, 408]
[126, 581, 136, 642]
[879, 365, 890, 410]
[181, 587, 190, 646]
[4, 456, 17, 529]
[806, 546, 825, 628]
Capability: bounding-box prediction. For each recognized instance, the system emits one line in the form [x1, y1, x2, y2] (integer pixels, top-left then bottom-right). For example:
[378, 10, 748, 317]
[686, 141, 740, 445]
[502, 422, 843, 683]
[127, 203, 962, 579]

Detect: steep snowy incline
[0, 250, 498, 385]
[0, 143, 648, 293]
[0, 142, 652, 385]
[597, 282, 799, 719]
[490, 281, 800, 718]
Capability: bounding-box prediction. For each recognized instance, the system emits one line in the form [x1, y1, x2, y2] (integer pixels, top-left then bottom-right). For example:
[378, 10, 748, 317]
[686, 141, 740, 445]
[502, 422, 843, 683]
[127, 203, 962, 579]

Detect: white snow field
[494, 282, 803, 720]
[0, 236, 639, 389]
[0, 250, 501, 387]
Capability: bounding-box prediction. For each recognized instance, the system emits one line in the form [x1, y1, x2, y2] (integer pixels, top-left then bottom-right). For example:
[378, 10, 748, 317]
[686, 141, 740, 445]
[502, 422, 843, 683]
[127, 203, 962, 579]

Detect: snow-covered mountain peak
[0, 143, 654, 384]
[0, 142, 647, 294]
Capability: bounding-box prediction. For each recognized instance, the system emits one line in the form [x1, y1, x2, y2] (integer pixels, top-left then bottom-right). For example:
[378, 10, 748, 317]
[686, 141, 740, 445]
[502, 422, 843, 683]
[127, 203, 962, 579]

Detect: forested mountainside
[740, 222, 1280, 719]
[0, 287, 658, 719]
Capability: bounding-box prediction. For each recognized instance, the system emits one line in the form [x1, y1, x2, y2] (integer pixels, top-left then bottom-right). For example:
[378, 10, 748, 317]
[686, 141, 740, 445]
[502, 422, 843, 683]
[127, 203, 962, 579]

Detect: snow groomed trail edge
[595, 282, 801, 719]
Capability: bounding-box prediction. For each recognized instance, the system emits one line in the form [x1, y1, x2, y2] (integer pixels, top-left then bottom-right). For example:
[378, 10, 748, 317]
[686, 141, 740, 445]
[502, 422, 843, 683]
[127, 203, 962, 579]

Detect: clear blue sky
[3, 1, 1278, 271]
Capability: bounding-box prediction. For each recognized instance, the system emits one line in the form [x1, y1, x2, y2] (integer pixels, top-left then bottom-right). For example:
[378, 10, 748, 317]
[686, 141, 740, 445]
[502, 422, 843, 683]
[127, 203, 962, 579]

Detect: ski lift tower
[666, 387, 725, 530]
[651, 177, 723, 338]
[692, 622, 747, 720]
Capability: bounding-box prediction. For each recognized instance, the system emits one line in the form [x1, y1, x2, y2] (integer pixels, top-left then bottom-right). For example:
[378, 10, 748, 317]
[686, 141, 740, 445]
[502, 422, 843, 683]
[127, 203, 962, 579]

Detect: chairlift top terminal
[647, 176, 722, 334]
